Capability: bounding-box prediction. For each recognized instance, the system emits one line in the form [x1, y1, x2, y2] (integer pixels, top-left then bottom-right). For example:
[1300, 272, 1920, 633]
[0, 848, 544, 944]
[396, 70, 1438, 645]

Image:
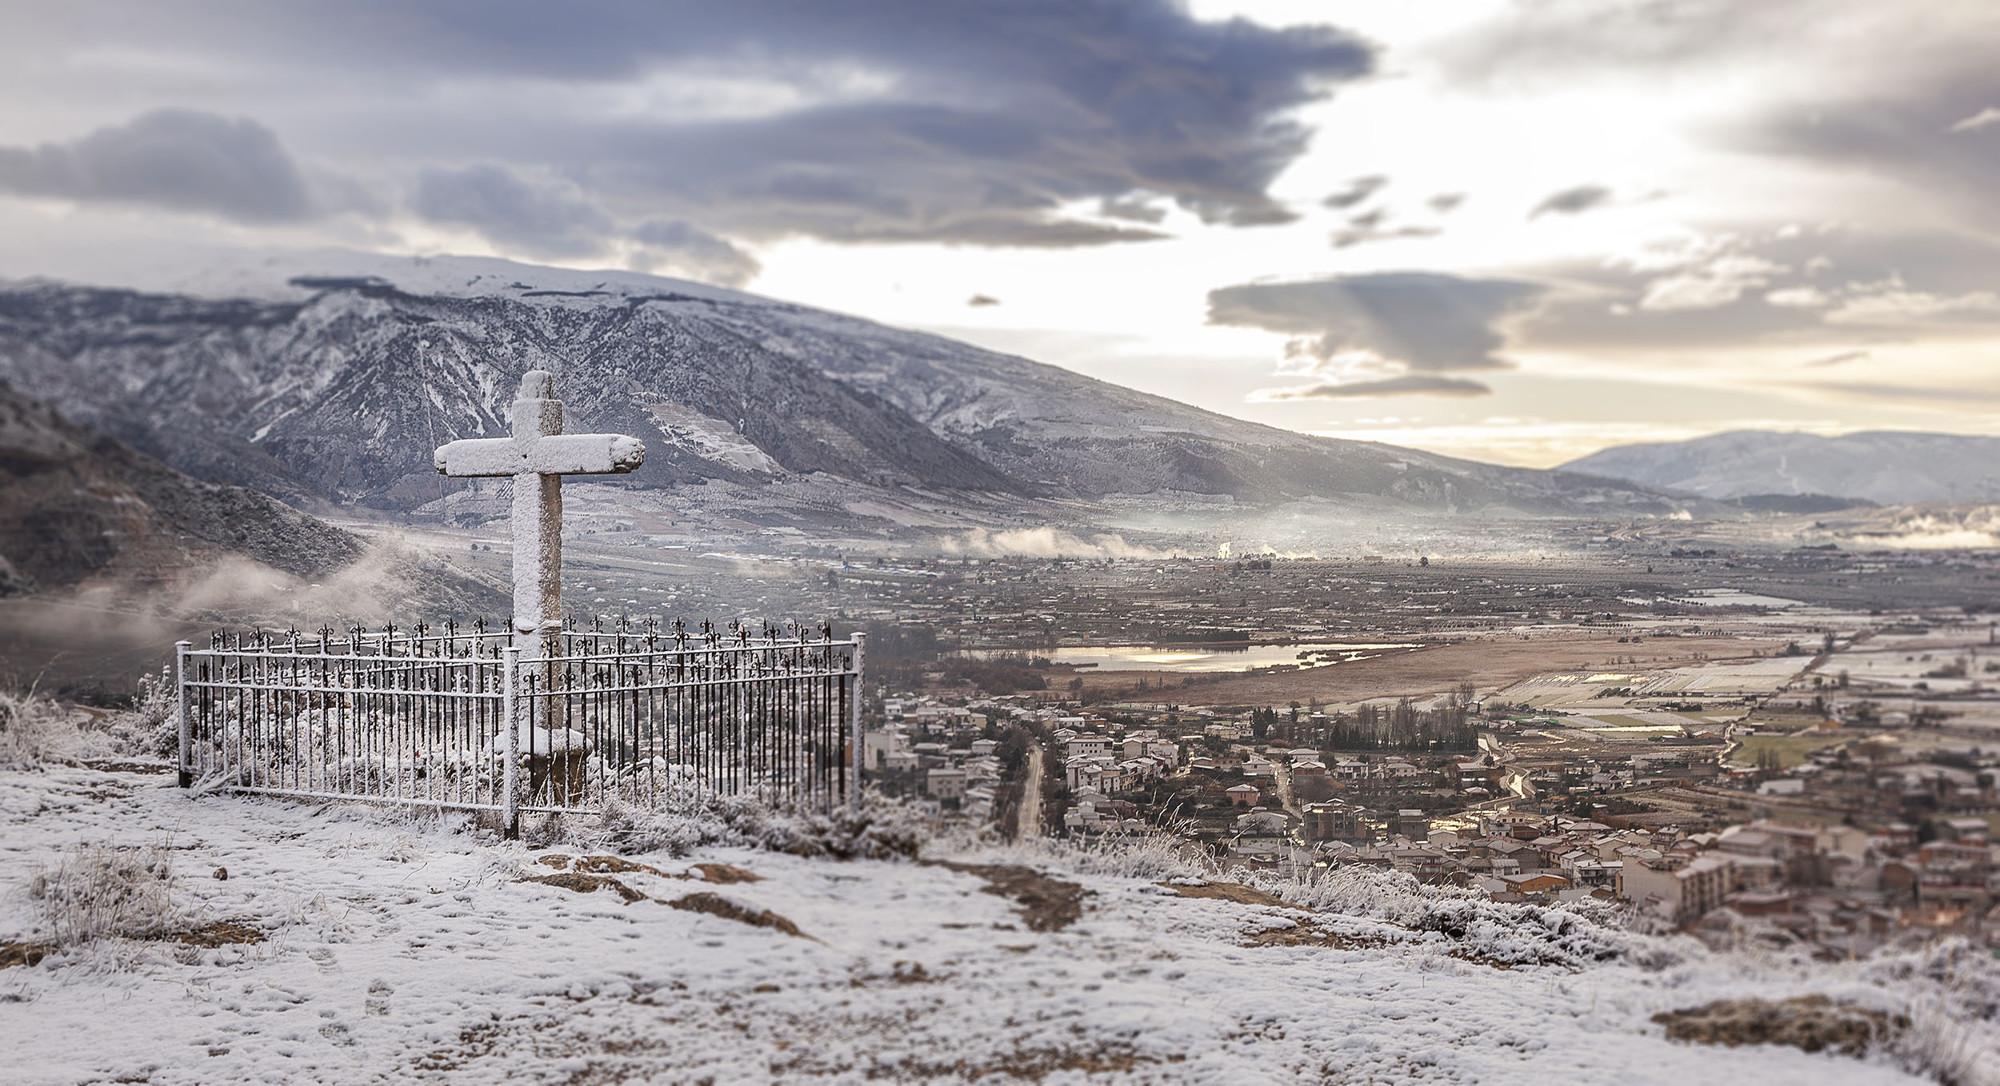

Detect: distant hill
[1561, 431, 2000, 505]
[0, 252, 1688, 523]
[0, 378, 500, 612]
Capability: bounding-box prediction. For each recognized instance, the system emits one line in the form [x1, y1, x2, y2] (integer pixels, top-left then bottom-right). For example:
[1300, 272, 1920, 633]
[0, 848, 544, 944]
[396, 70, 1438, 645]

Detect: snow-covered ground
[0, 764, 1989, 1084]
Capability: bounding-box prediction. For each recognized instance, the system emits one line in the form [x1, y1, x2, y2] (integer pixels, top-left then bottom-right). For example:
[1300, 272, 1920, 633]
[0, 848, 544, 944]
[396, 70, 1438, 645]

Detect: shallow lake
[973, 641, 1419, 673]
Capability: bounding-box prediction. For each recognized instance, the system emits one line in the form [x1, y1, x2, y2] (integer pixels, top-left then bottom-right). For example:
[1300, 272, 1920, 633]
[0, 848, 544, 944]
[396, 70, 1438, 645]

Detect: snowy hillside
[0, 251, 1687, 521]
[1562, 431, 2000, 506]
[3, 758, 1993, 1084]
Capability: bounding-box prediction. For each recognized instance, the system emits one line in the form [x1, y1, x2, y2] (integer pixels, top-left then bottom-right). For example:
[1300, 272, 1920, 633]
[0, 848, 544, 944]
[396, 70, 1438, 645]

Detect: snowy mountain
[0, 376, 503, 657]
[0, 252, 1686, 523]
[1562, 431, 2000, 505]
[0, 377, 362, 595]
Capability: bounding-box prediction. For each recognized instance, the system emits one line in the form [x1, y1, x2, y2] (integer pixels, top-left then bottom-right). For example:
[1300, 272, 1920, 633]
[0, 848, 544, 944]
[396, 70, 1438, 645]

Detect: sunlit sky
[3, 0, 1999, 466]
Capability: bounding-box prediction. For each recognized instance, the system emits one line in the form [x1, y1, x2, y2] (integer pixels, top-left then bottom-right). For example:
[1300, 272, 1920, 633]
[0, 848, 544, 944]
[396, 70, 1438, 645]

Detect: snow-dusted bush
[1866, 939, 2000, 1086]
[131, 665, 178, 759]
[584, 789, 925, 861]
[941, 826, 1677, 970]
[1247, 862, 1656, 968]
[0, 688, 112, 768]
[26, 843, 182, 947]
[954, 822, 1215, 882]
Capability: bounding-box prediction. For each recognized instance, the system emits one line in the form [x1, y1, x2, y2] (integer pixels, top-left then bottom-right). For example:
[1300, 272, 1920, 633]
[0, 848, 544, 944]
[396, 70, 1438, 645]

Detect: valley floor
[0, 765, 1970, 1084]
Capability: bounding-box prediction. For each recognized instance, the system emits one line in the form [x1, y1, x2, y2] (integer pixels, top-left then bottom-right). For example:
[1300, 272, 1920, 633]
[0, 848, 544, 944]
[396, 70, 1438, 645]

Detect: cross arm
[435, 433, 647, 477]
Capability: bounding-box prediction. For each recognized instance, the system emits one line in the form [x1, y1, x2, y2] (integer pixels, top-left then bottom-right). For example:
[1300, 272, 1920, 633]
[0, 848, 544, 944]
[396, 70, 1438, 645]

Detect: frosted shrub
[585, 789, 924, 860]
[972, 824, 1217, 883]
[952, 826, 1666, 971]
[1867, 940, 2000, 1086]
[132, 666, 178, 759]
[1243, 861, 1649, 968]
[26, 843, 182, 947]
[0, 688, 108, 768]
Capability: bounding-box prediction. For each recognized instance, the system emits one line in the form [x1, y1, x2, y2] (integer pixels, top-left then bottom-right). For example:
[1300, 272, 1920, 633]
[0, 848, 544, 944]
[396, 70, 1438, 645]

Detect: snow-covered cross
[435, 370, 645, 655]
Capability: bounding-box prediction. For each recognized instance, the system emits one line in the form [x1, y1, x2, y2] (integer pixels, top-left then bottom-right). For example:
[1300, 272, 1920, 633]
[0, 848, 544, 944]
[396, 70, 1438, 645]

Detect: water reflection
[969, 641, 1419, 673]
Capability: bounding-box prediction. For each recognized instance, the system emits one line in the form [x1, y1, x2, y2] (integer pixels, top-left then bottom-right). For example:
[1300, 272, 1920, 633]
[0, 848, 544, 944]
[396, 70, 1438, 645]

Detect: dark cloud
[17, 1, 1373, 249]
[1740, 75, 2000, 232]
[1332, 224, 1441, 249]
[410, 165, 611, 258]
[629, 219, 761, 287]
[967, 294, 1001, 307]
[408, 170, 763, 284]
[1260, 374, 1491, 399]
[1530, 184, 1612, 218]
[1207, 272, 1545, 372]
[1097, 195, 1168, 224]
[1806, 349, 1870, 367]
[1428, 192, 1466, 214]
[0, 109, 309, 222]
[1323, 175, 1388, 209]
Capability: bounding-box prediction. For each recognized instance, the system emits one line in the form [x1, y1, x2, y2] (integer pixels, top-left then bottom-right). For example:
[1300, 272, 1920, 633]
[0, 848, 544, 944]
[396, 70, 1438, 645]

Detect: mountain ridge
[0, 251, 1696, 528]
[1560, 429, 2000, 505]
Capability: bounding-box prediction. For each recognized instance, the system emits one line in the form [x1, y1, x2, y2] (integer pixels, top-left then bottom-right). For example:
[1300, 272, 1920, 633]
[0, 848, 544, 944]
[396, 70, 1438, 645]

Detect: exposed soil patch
[1654, 995, 1904, 1057]
[854, 1045, 1173, 1081]
[852, 960, 942, 987]
[531, 854, 758, 884]
[1240, 919, 1516, 969]
[572, 855, 674, 879]
[931, 862, 1087, 932]
[521, 872, 647, 904]
[1244, 921, 1389, 950]
[666, 892, 810, 939]
[175, 919, 265, 947]
[0, 940, 53, 968]
[78, 760, 171, 775]
[1160, 880, 1301, 909]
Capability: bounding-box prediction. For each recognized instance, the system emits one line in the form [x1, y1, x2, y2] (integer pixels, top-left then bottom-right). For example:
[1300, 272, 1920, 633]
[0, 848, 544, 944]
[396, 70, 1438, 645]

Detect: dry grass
[0, 688, 104, 768]
[1895, 986, 2000, 1086]
[25, 842, 182, 947]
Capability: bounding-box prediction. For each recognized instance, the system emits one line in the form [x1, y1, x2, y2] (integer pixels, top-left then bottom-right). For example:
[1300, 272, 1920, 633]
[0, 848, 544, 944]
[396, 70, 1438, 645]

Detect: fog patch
[941, 527, 1163, 560]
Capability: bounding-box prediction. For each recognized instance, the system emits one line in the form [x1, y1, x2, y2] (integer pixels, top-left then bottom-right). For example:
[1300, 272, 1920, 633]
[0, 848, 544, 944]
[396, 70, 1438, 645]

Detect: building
[927, 767, 969, 802]
[1622, 854, 1735, 925]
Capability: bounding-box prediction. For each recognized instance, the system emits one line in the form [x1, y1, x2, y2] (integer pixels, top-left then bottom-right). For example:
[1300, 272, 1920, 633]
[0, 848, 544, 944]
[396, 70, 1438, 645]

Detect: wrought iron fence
[176, 619, 864, 833]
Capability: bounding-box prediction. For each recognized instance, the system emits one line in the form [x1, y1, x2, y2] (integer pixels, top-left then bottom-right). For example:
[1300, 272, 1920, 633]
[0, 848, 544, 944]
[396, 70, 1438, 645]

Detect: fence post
[849, 632, 866, 810]
[502, 646, 521, 839]
[175, 640, 192, 788]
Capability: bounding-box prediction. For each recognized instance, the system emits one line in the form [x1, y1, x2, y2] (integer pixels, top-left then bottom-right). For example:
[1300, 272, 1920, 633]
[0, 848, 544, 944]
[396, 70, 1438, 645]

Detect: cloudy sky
[3, 0, 1999, 466]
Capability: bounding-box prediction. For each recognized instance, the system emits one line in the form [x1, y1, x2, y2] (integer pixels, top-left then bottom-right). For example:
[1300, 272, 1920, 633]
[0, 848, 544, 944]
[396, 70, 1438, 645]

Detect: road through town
[1018, 744, 1043, 838]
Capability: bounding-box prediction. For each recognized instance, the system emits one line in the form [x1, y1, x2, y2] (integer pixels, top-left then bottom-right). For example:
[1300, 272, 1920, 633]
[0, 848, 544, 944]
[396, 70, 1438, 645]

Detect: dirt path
[1017, 744, 1044, 839]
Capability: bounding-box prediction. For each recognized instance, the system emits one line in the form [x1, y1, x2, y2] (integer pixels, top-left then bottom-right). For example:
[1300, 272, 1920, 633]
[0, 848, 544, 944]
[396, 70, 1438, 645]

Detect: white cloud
[1639, 255, 1787, 311]
[1824, 287, 2000, 325]
[1765, 286, 1831, 308]
[1948, 106, 2000, 132]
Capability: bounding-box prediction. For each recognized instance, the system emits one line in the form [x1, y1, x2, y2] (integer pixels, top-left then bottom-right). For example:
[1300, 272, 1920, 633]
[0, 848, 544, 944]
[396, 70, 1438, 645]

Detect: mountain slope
[0, 378, 503, 622]
[0, 252, 1689, 519]
[0, 377, 361, 595]
[1562, 430, 2000, 505]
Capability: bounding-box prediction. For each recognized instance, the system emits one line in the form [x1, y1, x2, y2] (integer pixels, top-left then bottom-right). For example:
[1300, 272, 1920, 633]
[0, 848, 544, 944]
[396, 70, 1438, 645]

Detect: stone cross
[435, 370, 645, 655]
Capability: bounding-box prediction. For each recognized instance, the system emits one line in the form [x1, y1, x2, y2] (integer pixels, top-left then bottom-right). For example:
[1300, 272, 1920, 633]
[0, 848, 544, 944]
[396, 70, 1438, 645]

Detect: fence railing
[176, 620, 864, 834]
